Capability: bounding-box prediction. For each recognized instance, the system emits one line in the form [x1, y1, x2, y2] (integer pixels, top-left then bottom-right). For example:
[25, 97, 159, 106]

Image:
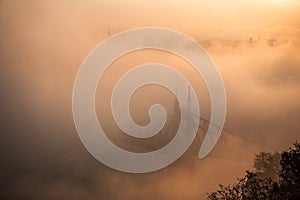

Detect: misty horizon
[1, 0, 300, 199]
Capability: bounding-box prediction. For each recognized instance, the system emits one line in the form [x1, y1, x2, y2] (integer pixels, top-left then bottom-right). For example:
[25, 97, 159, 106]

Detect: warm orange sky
[1, 0, 300, 199]
[2, 0, 300, 40]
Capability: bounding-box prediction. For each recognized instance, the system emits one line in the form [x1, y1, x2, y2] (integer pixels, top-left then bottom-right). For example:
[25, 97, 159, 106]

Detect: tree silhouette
[279, 142, 300, 199]
[207, 171, 280, 200]
[254, 152, 281, 180]
[207, 142, 300, 200]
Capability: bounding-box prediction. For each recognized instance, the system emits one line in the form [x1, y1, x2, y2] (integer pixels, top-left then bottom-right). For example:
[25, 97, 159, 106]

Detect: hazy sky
[1, 0, 300, 199]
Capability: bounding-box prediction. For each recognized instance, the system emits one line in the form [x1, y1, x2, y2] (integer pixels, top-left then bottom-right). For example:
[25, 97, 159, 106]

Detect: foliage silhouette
[207, 142, 300, 200]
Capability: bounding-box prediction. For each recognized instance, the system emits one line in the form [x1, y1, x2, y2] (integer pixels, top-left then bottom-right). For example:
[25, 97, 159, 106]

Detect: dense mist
[1, 0, 299, 199]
